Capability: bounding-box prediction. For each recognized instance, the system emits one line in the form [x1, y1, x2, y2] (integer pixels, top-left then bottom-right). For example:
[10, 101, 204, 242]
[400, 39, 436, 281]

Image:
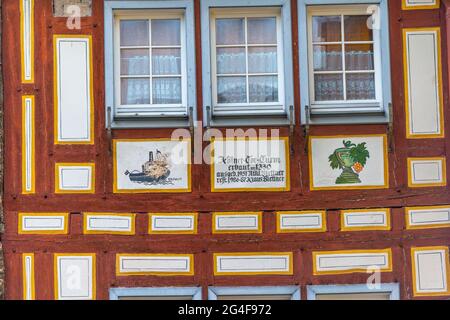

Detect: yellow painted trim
[213, 252, 294, 276]
[308, 134, 389, 191]
[212, 212, 263, 234]
[210, 137, 291, 192]
[113, 139, 192, 193]
[115, 254, 195, 276]
[403, 27, 445, 139]
[22, 95, 35, 194]
[55, 162, 96, 194]
[20, 0, 34, 84]
[340, 208, 391, 232]
[18, 212, 69, 235]
[83, 212, 136, 235]
[405, 205, 450, 230]
[407, 157, 447, 188]
[54, 253, 96, 300]
[312, 249, 393, 275]
[411, 246, 450, 297]
[275, 211, 327, 233]
[22, 253, 35, 300]
[148, 213, 198, 235]
[53, 34, 95, 145]
[402, 0, 440, 10]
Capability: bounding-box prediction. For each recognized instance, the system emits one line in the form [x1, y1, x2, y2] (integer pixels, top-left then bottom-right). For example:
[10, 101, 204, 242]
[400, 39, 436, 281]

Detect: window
[104, 1, 196, 128]
[110, 287, 202, 300]
[208, 286, 301, 300]
[201, 0, 294, 126]
[299, 0, 391, 124]
[307, 283, 400, 300]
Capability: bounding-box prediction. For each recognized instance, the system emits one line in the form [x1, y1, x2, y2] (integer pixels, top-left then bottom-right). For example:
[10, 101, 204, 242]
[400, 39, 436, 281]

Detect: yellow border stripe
[407, 157, 447, 188]
[55, 163, 95, 194]
[148, 213, 198, 235]
[20, 0, 34, 83]
[411, 246, 450, 297]
[22, 253, 35, 300]
[403, 27, 444, 139]
[405, 205, 450, 230]
[276, 211, 327, 233]
[210, 137, 291, 193]
[402, 0, 440, 10]
[83, 213, 136, 235]
[116, 254, 195, 276]
[308, 134, 389, 191]
[22, 95, 35, 194]
[113, 139, 192, 193]
[340, 208, 391, 231]
[53, 35, 94, 145]
[18, 212, 69, 235]
[54, 253, 96, 300]
[212, 212, 263, 234]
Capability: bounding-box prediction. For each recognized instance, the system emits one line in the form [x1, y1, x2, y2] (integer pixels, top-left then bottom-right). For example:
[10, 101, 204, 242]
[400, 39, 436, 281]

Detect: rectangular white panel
[20, 0, 34, 83]
[22, 96, 35, 194]
[412, 247, 450, 296]
[313, 250, 392, 275]
[55, 36, 93, 143]
[214, 253, 293, 275]
[407, 206, 450, 229]
[341, 209, 390, 231]
[404, 0, 439, 9]
[149, 214, 196, 233]
[55, 254, 95, 300]
[56, 164, 94, 193]
[408, 158, 446, 187]
[117, 255, 193, 275]
[22, 254, 35, 300]
[404, 29, 443, 137]
[277, 211, 325, 232]
[19, 213, 68, 234]
[84, 213, 134, 234]
[213, 213, 261, 233]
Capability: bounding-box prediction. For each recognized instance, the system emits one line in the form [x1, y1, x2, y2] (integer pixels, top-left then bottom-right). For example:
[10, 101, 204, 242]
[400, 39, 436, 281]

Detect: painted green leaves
[329, 140, 370, 184]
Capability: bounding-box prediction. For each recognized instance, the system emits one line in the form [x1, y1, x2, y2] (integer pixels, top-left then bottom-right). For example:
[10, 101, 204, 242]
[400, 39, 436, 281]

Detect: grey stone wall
[53, 0, 92, 17]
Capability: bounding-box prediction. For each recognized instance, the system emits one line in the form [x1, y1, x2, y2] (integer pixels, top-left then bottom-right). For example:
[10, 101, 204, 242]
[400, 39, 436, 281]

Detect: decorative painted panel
[276, 211, 326, 233]
[340, 209, 391, 231]
[83, 213, 135, 235]
[309, 135, 389, 190]
[18, 213, 69, 235]
[402, 0, 440, 10]
[313, 249, 393, 275]
[55, 163, 95, 193]
[113, 139, 191, 193]
[211, 138, 290, 192]
[54, 35, 94, 144]
[403, 28, 444, 138]
[22, 95, 35, 194]
[212, 212, 262, 234]
[116, 254, 194, 276]
[407, 157, 446, 188]
[22, 253, 35, 300]
[214, 253, 293, 275]
[148, 213, 197, 234]
[406, 206, 450, 229]
[20, 0, 34, 83]
[54, 254, 96, 300]
[411, 247, 450, 297]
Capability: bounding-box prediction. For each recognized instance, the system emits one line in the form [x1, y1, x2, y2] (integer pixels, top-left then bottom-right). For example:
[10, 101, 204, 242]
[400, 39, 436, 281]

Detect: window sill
[111, 116, 190, 129]
[209, 113, 291, 128]
[307, 111, 389, 125]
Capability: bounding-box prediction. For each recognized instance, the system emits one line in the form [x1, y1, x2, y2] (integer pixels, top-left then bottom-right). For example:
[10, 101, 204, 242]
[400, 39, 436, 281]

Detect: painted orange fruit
[352, 162, 364, 173]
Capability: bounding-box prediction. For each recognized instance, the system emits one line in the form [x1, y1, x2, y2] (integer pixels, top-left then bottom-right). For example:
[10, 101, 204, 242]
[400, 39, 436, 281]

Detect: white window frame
[307, 283, 400, 300]
[307, 5, 383, 115]
[109, 287, 202, 300]
[113, 9, 188, 118]
[208, 286, 301, 300]
[210, 7, 286, 117]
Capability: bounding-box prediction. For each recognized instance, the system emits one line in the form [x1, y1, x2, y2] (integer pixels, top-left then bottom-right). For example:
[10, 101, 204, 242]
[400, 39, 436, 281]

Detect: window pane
[121, 78, 150, 105]
[152, 48, 181, 75]
[249, 75, 278, 103]
[344, 15, 372, 41]
[217, 76, 246, 103]
[248, 47, 277, 74]
[120, 20, 149, 46]
[152, 19, 181, 46]
[121, 49, 150, 76]
[314, 74, 344, 101]
[152, 77, 182, 104]
[313, 45, 342, 71]
[346, 73, 375, 100]
[312, 16, 341, 43]
[216, 19, 245, 45]
[345, 44, 374, 71]
[247, 17, 277, 44]
[216, 47, 246, 74]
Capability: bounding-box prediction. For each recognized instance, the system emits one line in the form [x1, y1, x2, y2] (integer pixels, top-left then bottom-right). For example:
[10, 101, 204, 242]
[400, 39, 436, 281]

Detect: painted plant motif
[124, 150, 174, 185]
[328, 140, 370, 184]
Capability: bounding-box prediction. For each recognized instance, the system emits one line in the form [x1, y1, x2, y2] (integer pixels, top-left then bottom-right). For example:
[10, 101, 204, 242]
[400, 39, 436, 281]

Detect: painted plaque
[309, 135, 388, 190]
[113, 139, 191, 193]
[211, 138, 290, 192]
